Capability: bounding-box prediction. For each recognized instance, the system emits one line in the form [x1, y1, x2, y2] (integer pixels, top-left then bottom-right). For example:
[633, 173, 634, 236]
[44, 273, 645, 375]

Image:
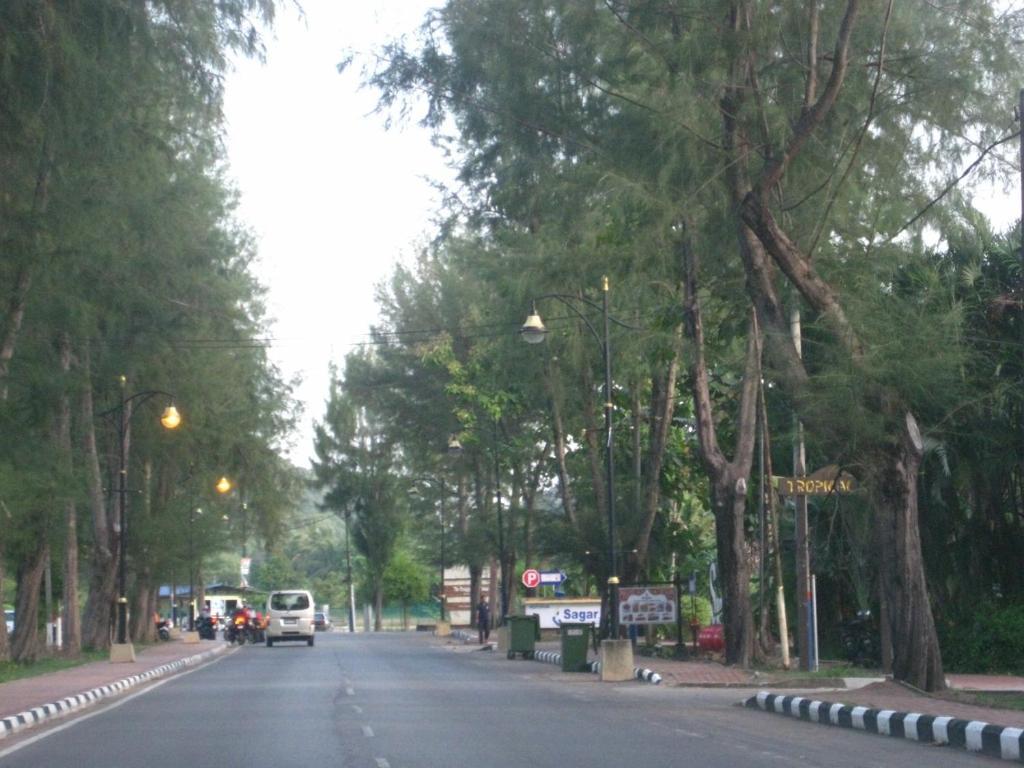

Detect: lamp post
[344, 510, 355, 632]
[188, 506, 202, 631]
[521, 276, 630, 639]
[216, 476, 253, 588]
[109, 376, 181, 655]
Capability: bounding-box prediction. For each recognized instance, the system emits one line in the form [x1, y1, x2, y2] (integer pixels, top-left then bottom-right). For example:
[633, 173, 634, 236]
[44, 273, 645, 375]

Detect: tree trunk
[633, 344, 682, 575]
[373, 584, 383, 631]
[579, 361, 608, 526]
[469, 562, 482, 629]
[57, 333, 81, 654]
[545, 358, 579, 529]
[131, 575, 156, 643]
[874, 413, 944, 690]
[682, 232, 761, 667]
[11, 539, 48, 662]
[711, 475, 754, 666]
[81, 351, 116, 650]
[0, 534, 8, 660]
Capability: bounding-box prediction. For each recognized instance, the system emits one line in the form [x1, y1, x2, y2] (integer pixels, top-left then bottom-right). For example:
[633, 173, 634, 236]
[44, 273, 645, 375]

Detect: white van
[265, 589, 316, 647]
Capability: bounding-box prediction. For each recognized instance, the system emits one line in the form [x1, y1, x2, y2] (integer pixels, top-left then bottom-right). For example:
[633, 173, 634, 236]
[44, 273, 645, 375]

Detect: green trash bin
[506, 614, 540, 659]
[560, 622, 592, 672]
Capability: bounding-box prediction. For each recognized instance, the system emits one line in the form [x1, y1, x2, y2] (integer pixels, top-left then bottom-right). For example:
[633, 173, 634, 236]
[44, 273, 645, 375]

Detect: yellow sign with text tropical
[774, 465, 858, 496]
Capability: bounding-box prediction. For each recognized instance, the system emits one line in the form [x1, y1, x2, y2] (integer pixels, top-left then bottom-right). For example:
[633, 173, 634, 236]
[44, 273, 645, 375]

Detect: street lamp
[521, 276, 632, 639]
[216, 476, 253, 587]
[188, 506, 202, 631]
[344, 510, 355, 632]
[108, 376, 181, 655]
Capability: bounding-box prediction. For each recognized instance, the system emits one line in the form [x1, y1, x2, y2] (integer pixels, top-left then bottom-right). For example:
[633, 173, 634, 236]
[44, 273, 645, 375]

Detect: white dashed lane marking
[362, 725, 375, 738]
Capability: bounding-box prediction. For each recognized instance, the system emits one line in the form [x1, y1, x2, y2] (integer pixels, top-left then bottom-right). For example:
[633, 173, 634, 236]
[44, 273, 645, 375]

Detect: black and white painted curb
[445, 630, 662, 684]
[450, 629, 477, 644]
[747, 691, 1024, 763]
[531, 649, 662, 684]
[0, 644, 230, 741]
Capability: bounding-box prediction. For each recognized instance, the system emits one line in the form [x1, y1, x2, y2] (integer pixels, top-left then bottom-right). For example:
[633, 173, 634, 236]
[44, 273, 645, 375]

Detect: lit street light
[216, 476, 252, 585]
[106, 376, 181, 660]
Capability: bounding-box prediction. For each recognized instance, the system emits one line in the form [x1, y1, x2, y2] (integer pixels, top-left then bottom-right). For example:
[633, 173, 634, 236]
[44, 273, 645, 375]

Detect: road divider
[747, 690, 1024, 763]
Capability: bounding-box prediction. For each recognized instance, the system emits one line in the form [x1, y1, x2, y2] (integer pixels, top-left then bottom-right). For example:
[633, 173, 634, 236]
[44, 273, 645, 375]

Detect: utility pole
[791, 304, 813, 671]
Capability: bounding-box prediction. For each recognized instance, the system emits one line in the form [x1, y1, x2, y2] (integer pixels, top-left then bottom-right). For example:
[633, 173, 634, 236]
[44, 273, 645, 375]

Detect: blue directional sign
[539, 570, 567, 585]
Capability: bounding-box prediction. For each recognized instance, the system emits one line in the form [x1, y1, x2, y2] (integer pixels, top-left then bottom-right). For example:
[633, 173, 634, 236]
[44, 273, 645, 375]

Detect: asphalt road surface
[0, 633, 988, 767]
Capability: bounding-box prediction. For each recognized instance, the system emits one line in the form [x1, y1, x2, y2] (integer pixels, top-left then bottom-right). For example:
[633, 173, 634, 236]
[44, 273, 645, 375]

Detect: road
[0, 633, 987, 767]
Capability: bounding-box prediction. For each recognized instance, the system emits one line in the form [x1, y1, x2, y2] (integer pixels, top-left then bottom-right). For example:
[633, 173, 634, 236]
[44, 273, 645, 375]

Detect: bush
[939, 602, 1024, 674]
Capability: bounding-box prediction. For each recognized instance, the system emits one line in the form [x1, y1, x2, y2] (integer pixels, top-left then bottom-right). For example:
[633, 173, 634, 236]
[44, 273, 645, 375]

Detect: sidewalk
[0, 639, 230, 739]
[444, 633, 1024, 760]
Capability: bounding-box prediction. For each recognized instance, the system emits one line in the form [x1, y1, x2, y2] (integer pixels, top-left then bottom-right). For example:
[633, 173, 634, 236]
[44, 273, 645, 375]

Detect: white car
[265, 590, 315, 647]
[4, 609, 13, 634]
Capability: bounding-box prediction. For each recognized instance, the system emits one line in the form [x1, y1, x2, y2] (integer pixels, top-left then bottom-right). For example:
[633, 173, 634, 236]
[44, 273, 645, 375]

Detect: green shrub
[939, 602, 1024, 674]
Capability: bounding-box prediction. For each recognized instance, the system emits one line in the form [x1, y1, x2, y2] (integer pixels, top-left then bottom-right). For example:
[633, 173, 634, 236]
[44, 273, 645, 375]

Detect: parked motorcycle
[839, 609, 879, 668]
[156, 618, 171, 641]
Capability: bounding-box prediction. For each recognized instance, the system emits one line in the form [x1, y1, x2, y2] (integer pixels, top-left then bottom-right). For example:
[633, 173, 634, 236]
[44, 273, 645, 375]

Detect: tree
[362, 0, 1024, 690]
[383, 549, 431, 630]
[313, 363, 404, 631]
[0, 0, 293, 659]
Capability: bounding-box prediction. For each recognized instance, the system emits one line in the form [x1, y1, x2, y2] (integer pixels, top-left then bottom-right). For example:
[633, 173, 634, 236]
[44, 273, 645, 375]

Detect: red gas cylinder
[697, 624, 725, 652]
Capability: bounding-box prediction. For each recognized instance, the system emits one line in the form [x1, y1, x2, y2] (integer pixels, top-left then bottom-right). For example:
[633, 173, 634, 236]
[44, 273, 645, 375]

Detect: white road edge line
[0, 650, 231, 761]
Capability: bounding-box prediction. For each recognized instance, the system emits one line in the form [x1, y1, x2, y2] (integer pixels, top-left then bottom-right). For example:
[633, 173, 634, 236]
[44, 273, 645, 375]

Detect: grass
[936, 689, 1024, 712]
[0, 649, 108, 684]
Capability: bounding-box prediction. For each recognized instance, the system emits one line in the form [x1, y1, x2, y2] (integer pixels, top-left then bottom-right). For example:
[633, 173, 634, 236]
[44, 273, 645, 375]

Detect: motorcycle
[839, 609, 879, 668]
[225, 612, 254, 645]
[156, 618, 171, 641]
[196, 614, 217, 640]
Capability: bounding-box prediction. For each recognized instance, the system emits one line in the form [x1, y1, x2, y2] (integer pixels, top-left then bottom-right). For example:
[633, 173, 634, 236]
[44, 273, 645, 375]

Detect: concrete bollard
[598, 639, 634, 682]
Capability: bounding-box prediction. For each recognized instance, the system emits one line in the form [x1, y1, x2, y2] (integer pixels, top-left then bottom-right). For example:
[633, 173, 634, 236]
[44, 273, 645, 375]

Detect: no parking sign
[521, 569, 541, 589]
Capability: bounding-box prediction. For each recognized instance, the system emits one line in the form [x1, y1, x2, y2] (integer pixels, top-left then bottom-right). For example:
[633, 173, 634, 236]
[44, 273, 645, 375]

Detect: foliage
[382, 550, 431, 611]
[251, 554, 303, 593]
[939, 602, 1024, 675]
[353, 0, 1024, 684]
[0, 0, 295, 660]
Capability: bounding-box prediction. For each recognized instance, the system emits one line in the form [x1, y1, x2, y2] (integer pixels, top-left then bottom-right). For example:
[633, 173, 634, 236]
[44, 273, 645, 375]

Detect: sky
[223, 1, 450, 467]
[223, 1, 1023, 469]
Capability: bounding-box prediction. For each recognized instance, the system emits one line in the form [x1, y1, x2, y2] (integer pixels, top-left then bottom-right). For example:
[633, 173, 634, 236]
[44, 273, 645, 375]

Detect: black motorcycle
[196, 615, 217, 640]
[839, 609, 879, 668]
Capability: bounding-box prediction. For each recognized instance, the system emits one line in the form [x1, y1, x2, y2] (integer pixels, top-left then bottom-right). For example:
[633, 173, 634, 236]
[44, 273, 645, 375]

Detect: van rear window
[271, 593, 310, 611]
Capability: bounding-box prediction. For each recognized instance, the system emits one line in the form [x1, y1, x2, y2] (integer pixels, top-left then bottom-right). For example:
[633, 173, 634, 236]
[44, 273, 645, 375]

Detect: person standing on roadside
[476, 596, 491, 644]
